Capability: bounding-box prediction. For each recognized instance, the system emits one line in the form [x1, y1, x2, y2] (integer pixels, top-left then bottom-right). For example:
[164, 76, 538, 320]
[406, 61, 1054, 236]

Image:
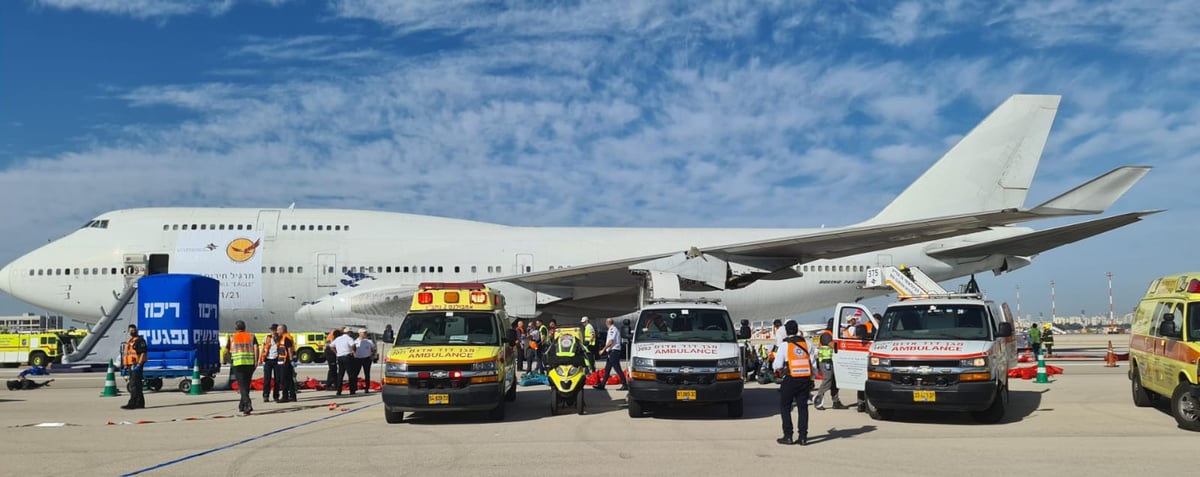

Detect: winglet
[1028, 166, 1152, 216]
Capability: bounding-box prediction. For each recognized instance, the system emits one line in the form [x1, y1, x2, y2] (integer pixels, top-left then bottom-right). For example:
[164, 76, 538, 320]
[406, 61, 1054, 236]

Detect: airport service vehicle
[0, 332, 67, 367]
[849, 292, 1016, 423]
[382, 283, 518, 423]
[547, 325, 588, 415]
[1128, 274, 1200, 431]
[627, 298, 744, 418]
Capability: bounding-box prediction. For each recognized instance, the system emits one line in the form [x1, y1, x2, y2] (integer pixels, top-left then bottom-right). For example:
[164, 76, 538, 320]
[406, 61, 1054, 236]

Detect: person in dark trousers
[324, 328, 340, 388]
[1042, 323, 1055, 357]
[121, 324, 148, 410]
[261, 323, 280, 402]
[353, 329, 376, 393]
[773, 321, 815, 445]
[330, 327, 357, 395]
[813, 318, 847, 410]
[594, 317, 628, 391]
[225, 320, 260, 415]
[276, 324, 297, 403]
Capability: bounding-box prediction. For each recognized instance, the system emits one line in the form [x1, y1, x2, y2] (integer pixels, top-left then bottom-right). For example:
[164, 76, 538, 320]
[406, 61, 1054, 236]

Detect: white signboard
[174, 232, 263, 309]
[831, 303, 877, 392]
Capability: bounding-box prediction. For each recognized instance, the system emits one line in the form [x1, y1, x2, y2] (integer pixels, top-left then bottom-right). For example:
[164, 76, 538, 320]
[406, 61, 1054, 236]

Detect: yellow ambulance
[1129, 273, 1200, 431]
[382, 282, 519, 423]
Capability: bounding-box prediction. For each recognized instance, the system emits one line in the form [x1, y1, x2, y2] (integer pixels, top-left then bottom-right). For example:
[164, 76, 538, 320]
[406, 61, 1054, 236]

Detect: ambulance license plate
[676, 390, 697, 401]
[912, 390, 935, 402]
[428, 393, 450, 405]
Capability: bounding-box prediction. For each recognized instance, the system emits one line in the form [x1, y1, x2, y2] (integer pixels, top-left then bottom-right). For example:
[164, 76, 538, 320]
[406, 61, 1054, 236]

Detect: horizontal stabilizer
[929, 211, 1161, 258]
[1028, 166, 1151, 216]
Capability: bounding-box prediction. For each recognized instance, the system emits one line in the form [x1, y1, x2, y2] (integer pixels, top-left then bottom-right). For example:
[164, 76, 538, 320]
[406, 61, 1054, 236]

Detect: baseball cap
[581, 316, 589, 322]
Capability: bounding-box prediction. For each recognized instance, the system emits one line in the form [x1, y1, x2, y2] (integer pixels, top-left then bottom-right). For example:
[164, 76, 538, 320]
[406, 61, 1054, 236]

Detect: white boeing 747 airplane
[0, 95, 1156, 335]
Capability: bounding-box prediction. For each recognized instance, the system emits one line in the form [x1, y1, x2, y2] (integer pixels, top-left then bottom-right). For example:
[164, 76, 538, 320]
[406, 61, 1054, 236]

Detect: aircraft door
[148, 254, 169, 275]
[317, 254, 337, 287]
[875, 254, 893, 267]
[515, 253, 534, 275]
[256, 210, 281, 240]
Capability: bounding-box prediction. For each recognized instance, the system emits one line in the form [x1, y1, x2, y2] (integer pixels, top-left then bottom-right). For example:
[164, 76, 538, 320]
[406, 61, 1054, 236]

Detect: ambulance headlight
[960, 357, 988, 368]
[716, 358, 739, 369]
[472, 360, 497, 373]
[869, 357, 890, 366]
[633, 357, 654, 369]
[385, 362, 407, 375]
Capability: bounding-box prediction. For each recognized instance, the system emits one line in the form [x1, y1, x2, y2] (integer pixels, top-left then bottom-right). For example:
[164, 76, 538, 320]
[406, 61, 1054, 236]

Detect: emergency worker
[261, 323, 280, 402]
[773, 321, 815, 445]
[815, 318, 848, 410]
[1042, 323, 1055, 357]
[276, 324, 297, 403]
[225, 320, 260, 415]
[594, 317, 628, 391]
[121, 324, 148, 410]
[1028, 323, 1042, 357]
[325, 328, 339, 388]
[581, 317, 597, 372]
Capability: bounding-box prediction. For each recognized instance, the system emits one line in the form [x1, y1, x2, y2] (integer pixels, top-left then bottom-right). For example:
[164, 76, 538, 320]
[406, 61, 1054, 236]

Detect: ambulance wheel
[972, 384, 1008, 424]
[628, 398, 646, 418]
[488, 400, 506, 421]
[865, 398, 893, 421]
[727, 399, 744, 418]
[384, 407, 404, 424]
[1170, 382, 1200, 431]
[505, 380, 517, 402]
[576, 393, 586, 415]
[29, 352, 48, 367]
[147, 378, 164, 392]
[179, 379, 192, 393]
[201, 376, 215, 391]
[297, 349, 315, 364]
[1131, 365, 1157, 407]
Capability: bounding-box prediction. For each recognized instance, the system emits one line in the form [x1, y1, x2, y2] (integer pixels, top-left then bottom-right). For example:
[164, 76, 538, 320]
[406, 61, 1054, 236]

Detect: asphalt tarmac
[1, 335, 1192, 476]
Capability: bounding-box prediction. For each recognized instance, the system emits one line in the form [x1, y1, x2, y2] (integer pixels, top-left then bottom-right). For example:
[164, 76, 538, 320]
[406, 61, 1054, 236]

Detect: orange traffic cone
[1105, 341, 1118, 368]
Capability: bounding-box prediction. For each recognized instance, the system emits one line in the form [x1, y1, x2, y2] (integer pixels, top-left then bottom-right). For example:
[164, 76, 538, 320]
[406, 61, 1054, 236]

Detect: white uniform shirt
[606, 326, 621, 351]
[332, 334, 355, 357]
[265, 337, 278, 360]
[354, 337, 376, 359]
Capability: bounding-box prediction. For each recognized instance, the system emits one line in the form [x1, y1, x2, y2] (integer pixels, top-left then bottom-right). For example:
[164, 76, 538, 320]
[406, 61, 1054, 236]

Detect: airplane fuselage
[0, 208, 1018, 330]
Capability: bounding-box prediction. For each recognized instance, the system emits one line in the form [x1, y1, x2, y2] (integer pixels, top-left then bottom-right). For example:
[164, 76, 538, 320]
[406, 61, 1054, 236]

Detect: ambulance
[382, 283, 518, 423]
[1129, 273, 1200, 431]
[850, 293, 1017, 424]
[0, 332, 66, 367]
[626, 298, 744, 418]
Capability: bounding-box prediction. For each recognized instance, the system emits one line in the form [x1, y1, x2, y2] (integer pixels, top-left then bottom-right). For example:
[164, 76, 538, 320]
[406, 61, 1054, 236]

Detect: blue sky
[1, 0, 1197, 323]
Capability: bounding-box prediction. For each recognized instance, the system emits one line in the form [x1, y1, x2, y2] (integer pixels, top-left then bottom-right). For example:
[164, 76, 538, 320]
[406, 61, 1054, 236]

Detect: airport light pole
[1015, 284, 1021, 323]
[1050, 280, 1056, 323]
[1107, 272, 1114, 323]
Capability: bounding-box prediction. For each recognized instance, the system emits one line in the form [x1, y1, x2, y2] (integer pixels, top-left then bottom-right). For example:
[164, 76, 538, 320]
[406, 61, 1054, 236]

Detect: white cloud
[32, 0, 238, 18]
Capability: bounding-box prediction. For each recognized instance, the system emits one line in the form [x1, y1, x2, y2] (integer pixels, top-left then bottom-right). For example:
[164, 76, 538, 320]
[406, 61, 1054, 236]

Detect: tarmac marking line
[120, 401, 378, 476]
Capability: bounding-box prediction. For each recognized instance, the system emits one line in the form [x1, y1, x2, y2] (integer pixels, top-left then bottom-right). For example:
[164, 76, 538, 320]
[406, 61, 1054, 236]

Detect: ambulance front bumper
[382, 383, 502, 412]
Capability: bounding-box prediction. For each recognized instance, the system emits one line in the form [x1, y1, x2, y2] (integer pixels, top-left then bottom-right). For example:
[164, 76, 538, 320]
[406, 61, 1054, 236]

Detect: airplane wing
[928, 210, 1161, 259]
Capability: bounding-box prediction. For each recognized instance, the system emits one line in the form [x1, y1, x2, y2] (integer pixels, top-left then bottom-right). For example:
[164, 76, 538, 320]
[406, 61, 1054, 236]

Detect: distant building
[0, 313, 64, 333]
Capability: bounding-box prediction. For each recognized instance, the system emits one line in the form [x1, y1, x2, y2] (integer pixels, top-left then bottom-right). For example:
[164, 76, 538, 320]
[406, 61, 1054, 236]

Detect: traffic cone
[188, 358, 204, 395]
[100, 359, 120, 397]
[1034, 349, 1051, 383]
[1105, 341, 1119, 368]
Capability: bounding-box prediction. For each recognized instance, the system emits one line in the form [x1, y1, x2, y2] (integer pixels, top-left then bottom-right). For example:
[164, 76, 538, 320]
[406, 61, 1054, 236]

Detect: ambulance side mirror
[996, 322, 1013, 338]
[505, 329, 518, 346]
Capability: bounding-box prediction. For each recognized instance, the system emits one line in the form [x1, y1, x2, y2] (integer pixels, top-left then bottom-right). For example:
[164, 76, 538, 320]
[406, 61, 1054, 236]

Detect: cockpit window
[82, 219, 110, 229]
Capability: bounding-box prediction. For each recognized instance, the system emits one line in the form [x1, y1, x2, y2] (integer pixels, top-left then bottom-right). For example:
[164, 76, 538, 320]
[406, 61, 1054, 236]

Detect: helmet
[1044, 323, 1051, 329]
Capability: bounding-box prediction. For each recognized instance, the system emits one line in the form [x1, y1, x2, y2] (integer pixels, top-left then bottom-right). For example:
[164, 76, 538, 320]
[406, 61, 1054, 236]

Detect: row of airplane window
[801, 264, 869, 273]
[24, 264, 540, 278]
[159, 224, 352, 232]
[29, 267, 122, 276]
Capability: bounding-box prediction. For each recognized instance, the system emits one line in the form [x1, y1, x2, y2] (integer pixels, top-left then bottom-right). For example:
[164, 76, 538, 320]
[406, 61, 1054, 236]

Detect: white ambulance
[626, 298, 745, 418]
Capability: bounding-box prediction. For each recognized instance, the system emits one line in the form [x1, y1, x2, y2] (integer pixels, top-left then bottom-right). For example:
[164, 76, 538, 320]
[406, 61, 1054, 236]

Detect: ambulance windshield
[397, 312, 500, 346]
[876, 304, 991, 341]
[634, 308, 735, 343]
[1188, 302, 1200, 342]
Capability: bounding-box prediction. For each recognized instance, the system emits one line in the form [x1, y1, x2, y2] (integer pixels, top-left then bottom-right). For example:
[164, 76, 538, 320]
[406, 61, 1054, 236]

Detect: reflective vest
[124, 336, 144, 367]
[261, 336, 278, 361]
[229, 331, 256, 366]
[816, 330, 834, 362]
[786, 340, 813, 379]
[276, 335, 293, 362]
[583, 324, 595, 346]
[861, 320, 875, 337]
[555, 335, 577, 357]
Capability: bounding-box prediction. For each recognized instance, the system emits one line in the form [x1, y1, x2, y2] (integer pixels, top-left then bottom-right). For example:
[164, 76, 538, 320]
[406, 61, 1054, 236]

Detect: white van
[626, 298, 744, 418]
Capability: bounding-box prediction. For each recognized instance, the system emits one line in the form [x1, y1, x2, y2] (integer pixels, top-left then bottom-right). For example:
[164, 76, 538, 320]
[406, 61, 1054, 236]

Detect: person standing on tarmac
[225, 320, 260, 415]
[1042, 323, 1055, 357]
[773, 321, 816, 445]
[594, 317, 629, 391]
[813, 318, 847, 410]
[354, 329, 377, 393]
[581, 317, 597, 373]
[331, 328, 357, 395]
[276, 324, 297, 403]
[324, 328, 339, 388]
[261, 323, 280, 403]
[1028, 323, 1042, 357]
[121, 324, 148, 410]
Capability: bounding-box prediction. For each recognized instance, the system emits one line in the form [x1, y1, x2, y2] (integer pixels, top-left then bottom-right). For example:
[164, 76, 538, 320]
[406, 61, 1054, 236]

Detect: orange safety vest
[276, 335, 294, 362]
[124, 336, 144, 367]
[786, 340, 813, 379]
[228, 331, 256, 366]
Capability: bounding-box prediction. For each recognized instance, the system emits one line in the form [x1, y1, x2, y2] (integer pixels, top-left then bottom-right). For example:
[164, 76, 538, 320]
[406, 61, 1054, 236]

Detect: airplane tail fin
[866, 94, 1061, 224]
